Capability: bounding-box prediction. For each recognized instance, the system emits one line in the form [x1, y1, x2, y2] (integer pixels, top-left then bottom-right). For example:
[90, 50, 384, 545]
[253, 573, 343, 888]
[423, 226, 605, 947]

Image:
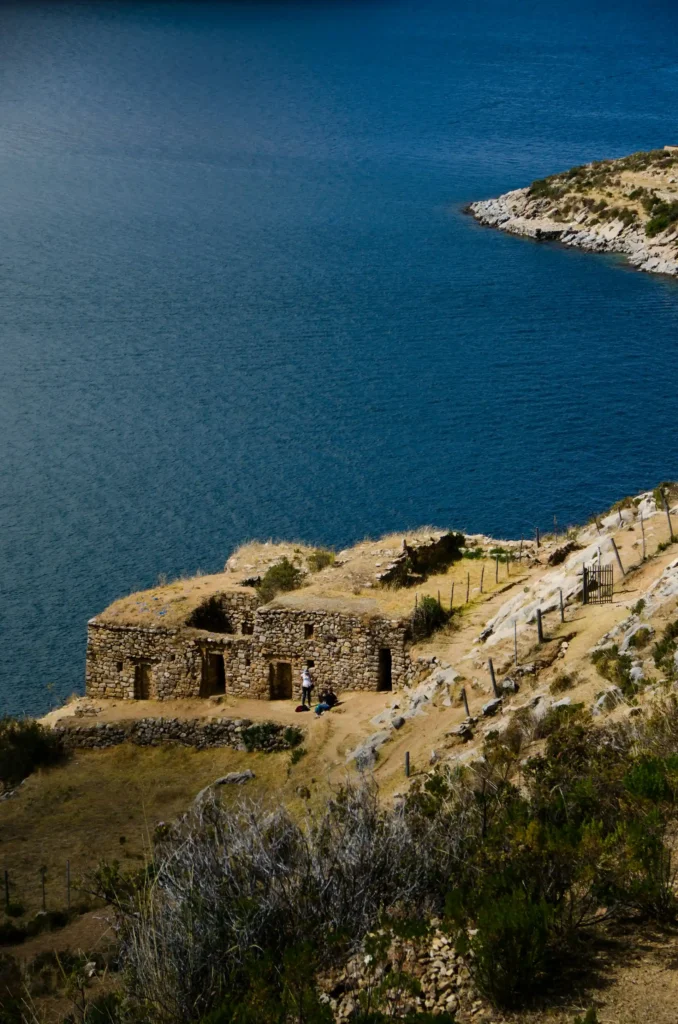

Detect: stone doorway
[134, 663, 151, 699]
[377, 648, 392, 692]
[269, 661, 293, 700]
[201, 653, 226, 697]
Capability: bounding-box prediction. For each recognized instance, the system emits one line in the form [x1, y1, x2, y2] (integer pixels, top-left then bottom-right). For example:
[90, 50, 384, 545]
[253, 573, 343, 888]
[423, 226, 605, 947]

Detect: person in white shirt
[301, 667, 313, 708]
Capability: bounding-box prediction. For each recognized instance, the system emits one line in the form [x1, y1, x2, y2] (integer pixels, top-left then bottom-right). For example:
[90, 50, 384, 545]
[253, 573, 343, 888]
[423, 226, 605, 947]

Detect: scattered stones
[482, 698, 502, 717]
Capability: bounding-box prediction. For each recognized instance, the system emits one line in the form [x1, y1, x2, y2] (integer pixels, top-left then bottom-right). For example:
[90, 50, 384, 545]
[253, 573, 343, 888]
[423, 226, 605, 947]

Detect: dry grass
[0, 745, 290, 919]
[95, 529, 528, 627]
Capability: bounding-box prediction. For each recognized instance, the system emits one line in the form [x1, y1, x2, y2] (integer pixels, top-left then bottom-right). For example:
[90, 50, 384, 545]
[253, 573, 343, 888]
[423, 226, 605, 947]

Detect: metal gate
[582, 564, 613, 605]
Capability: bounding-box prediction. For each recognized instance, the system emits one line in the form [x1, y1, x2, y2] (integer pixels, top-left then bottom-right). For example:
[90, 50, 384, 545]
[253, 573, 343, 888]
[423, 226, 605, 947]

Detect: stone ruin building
[85, 531, 465, 703]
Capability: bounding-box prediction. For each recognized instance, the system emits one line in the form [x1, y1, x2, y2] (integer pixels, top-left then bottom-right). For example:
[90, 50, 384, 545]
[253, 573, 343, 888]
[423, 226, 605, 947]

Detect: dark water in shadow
[1, 0, 678, 713]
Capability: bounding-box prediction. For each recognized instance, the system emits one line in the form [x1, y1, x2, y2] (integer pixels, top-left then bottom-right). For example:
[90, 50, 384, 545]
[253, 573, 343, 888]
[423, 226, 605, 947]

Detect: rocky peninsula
[469, 146, 678, 277]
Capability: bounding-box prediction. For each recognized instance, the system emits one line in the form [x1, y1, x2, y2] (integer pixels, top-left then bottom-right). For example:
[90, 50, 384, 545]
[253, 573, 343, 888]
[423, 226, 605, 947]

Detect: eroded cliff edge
[469, 146, 678, 277]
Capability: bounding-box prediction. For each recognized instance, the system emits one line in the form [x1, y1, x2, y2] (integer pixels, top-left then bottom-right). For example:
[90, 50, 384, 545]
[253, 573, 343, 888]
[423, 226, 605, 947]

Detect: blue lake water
[2, 0, 678, 715]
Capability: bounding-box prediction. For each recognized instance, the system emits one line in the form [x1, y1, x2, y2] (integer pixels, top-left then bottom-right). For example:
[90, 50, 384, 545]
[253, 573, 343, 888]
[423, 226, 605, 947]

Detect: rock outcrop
[469, 147, 678, 277]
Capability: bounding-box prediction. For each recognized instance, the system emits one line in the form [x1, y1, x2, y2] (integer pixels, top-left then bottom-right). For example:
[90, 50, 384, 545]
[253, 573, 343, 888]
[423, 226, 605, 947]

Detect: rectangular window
[304, 623, 314, 638]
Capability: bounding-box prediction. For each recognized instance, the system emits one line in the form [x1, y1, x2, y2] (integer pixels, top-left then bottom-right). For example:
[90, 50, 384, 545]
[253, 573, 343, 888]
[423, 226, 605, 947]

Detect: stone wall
[54, 717, 302, 752]
[86, 600, 419, 702]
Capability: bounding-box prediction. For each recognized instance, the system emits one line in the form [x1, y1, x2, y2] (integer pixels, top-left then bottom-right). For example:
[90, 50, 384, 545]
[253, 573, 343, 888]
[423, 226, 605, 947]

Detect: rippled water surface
[2, 0, 678, 713]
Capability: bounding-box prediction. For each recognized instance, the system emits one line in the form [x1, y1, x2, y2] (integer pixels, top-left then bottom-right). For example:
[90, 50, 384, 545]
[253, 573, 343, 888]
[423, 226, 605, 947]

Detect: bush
[645, 200, 678, 237]
[652, 618, 678, 681]
[550, 672, 577, 694]
[256, 558, 305, 603]
[307, 548, 335, 572]
[628, 628, 651, 650]
[97, 705, 678, 1018]
[412, 596, 451, 640]
[283, 726, 304, 749]
[0, 717, 65, 789]
[591, 645, 637, 697]
[457, 889, 551, 1007]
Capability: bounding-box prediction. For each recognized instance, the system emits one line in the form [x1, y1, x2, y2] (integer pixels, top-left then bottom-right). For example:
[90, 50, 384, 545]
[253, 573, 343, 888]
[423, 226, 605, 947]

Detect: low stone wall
[53, 717, 302, 752]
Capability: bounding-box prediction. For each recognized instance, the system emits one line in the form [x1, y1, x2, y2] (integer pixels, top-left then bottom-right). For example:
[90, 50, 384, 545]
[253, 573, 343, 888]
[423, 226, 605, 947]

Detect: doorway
[269, 661, 293, 700]
[377, 649, 392, 692]
[134, 663, 151, 700]
[201, 653, 226, 696]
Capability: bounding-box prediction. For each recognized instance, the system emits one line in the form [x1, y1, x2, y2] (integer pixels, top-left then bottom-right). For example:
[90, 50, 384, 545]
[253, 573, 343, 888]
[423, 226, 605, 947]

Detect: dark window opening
[307, 659, 315, 668]
[304, 623, 314, 638]
[201, 653, 226, 697]
[269, 662, 293, 700]
[377, 649, 392, 692]
[241, 622, 254, 635]
[169, 654, 176, 662]
[116, 661, 123, 673]
[134, 663, 151, 700]
[245, 657, 251, 666]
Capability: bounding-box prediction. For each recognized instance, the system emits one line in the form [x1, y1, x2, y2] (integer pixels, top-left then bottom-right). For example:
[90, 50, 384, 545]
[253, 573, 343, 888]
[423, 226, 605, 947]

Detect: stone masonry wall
[86, 601, 419, 702]
[245, 607, 414, 699]
[54, 717, 302, 751]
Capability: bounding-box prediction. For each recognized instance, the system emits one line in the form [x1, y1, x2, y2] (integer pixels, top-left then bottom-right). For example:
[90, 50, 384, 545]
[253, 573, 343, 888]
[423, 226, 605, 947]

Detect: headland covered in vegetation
[469, 147, 678, 277]
[4, 485, 678, 1023]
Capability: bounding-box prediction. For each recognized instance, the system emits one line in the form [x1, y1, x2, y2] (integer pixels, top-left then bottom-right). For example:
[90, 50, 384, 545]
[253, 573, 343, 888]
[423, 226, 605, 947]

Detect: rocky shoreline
[468, 146, 678, 278]
[469, 187, 678, 277]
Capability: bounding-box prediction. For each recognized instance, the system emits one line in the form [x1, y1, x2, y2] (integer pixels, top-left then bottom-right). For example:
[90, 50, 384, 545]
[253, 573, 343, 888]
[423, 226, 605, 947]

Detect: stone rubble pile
[318, 926, 479, 1021]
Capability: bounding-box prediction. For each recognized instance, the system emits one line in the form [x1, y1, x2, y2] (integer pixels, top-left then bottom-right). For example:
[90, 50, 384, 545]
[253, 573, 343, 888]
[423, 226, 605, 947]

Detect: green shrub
[0, 717, 65, 789]
[631, 599, 646, 616]
[645, 200, 678, 237]
[574, 1011, 599, 1024]
[550, 672, 577, 694]
[591, 645, 637, 697]
[412, 596, 451, 640]
[242, 722, 280, 751]
[283, 726, 304, 749]
[307, 549, 335, 572]
[289, 746, 306, 768]
[628, 628, 651, 650]
[652, 619, 678, 680]
[458, 889, 551, 1008]
[256, 558, 305, 603]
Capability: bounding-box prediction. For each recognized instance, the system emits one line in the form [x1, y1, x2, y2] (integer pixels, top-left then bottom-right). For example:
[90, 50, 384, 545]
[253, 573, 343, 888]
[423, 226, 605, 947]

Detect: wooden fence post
[536, 608, 544, 644]
[513, 619, 518, 668]
[404, 752, 410, 778]
[495, 554, 499, 583]
[66, 861, 71, 910]
[4, 871, 9, 913]
[488, 658, 499, 698]
[450, 582, 454, 611]
[466, 573, 470, 603]
[40, 867, 46, 912]
[559, 588, 565, 623]
[640, 512, 646, 561]
[662, 488, 675, 542]
[536, 527, 540, 549]
[610, 537, 625, 577]
[462, 687, 470, 717]
[480, 566, 485, 594]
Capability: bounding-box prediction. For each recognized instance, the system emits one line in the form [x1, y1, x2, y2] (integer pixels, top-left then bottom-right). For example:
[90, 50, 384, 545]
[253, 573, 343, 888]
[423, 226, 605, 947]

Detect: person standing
[301, 666, 313, 708]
